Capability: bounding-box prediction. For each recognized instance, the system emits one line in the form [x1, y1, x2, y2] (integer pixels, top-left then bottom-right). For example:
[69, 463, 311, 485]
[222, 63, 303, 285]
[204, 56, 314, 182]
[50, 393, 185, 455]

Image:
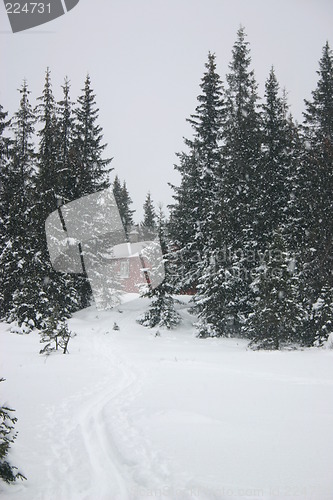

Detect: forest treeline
[0, 27, 332, 350]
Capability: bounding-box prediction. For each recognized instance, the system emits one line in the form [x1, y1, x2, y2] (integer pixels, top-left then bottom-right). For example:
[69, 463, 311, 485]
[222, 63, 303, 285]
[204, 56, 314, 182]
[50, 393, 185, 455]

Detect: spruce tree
[196, 28, 261, 337]
[257, 68, 293, 243]
[169, 52, 225, 294]
[138, 206, 180, 329]
[120, 181, 135, 237]
[56, 77, 90, 310]
[0, 83, 37, 326]
[113, 175, 135, 238]
[246, 230, 303, 349]
[141, 192, 156, 239]
[73, 74, 112, 195]
[12, 69, 81, 329]
[0, 104, 12, 318]
[300, 41, 333, 345]
[35, 68, 60, 217]
[56, 77, 76, 202]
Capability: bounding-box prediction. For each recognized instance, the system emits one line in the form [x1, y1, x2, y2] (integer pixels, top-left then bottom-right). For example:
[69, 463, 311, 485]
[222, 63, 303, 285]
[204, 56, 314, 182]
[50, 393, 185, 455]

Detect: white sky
[1, 0, 332, 220]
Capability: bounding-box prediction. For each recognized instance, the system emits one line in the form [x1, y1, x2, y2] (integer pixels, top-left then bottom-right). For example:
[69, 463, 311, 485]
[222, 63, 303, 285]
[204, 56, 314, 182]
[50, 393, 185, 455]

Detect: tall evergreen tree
[257, 68, 293, 243]
[300, 41, 333, 345]
[113, 175, 135, 238]
[0, 104, 10, 159]
[73, 74, 112, 196]
[35, 68, 60, 218]
[138, 206, 180, 329]
[141, 192, 156, 239]
[169, 52, 225, 293]
[0, 83, 37, 324]
[11, 70, 80, 329]
[242, 70, 305, 347]
[196, 28, 262, 337]
[56, 77, 76, 202]
[0, 104, 12, 318]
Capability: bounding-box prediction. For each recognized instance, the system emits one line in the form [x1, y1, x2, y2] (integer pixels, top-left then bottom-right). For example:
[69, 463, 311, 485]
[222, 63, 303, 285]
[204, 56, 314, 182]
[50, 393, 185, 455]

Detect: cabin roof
[101, 241, 154, 260]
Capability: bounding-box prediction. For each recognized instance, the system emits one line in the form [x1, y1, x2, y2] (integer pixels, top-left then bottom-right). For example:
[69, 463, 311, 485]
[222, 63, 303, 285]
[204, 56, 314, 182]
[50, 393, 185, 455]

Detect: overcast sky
[1, 0, 332, 220]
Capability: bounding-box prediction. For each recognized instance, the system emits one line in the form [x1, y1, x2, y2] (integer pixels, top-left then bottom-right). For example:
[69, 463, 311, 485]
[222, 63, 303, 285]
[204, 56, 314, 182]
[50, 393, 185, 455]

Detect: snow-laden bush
[324, 333, 333, 350]
[0, 379, 26, 484]
[10, 321, 32, 335]
[137, 294, 180, 330]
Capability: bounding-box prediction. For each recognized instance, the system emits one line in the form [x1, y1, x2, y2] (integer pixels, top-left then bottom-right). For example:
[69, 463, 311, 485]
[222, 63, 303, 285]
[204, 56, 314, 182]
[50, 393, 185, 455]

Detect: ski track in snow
[36, 328, 172, 500]
[2, 300, 333, 500]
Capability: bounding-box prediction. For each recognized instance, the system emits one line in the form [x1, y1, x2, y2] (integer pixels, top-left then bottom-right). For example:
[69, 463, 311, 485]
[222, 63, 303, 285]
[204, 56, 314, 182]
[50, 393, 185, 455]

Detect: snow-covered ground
[1, 296, 333, 500]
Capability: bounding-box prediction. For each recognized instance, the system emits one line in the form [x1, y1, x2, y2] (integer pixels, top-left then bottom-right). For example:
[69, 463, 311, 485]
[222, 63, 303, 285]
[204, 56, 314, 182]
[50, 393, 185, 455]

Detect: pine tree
[169, 52, 225, 294]
[0, 104, 12, 318]
[0, 83, 37, 325]
[223, 27, 262, 243]
[300, 41, 333, 345]
[56, 77, 76, 202]
[257, 68, 294, 243]
[138, 206, 180, 329]
[141, 192, 156, 239]
[73, 74, 112, 196]
[246, 231, 303, 349]
[56, 77, 91, 310]
[113, 176, 135, 238]
[120, 181, 135, 237]
[0, 104, 10, 160]
[196, 28, 262, 337]
[35, 68, 60, 218]
[11, 70, 80, 329]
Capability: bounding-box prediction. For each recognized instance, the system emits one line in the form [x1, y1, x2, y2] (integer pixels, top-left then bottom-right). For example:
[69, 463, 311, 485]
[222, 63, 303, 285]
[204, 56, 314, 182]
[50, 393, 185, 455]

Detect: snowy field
[1, 296, 333, 500]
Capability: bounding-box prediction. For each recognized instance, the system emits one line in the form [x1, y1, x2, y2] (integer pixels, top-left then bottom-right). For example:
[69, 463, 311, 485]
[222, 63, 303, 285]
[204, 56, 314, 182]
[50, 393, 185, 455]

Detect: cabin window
[119, 260, 130, 278]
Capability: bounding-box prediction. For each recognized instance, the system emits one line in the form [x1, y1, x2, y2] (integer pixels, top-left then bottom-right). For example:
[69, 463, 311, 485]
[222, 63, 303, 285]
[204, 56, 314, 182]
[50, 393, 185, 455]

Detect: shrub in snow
[0, 379, 26, 484]
[39, 315, 73, 355]
[10, 321, 32, 335]
[137, 293, 180, 330]
[323, 333, 333, 349]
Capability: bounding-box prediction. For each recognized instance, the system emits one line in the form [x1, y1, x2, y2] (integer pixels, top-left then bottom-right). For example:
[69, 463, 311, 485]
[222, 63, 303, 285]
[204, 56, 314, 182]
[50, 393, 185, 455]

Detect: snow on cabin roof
[101, 241, 155, 260]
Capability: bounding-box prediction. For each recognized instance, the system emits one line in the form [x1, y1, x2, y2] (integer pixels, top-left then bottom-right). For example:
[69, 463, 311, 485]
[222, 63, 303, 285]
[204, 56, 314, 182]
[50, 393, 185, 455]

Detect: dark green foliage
[0, 70, 113, 331]
[73, 74, 112, 196]
[35, 68, 60, 219]
[141, 192, 156, 240]
[0, 379, 26, 484]
[299, 41, 333, 345]
[0, 83, 36, 322]
[169, 52, 225, 293]
[138, 207, 180, 329]
[246, 231, 303, 349]
[12, 71, 82, 328]
[170, 29, 332, 349]
[257, 68, 294, 244]
[113, 175, 135, 238]
[138, 292, 180, 330]
[0, 104, 11, 318]
[56, 77, 77, 202]
[195, 29, 261, 337]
